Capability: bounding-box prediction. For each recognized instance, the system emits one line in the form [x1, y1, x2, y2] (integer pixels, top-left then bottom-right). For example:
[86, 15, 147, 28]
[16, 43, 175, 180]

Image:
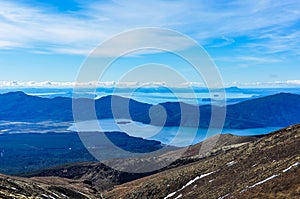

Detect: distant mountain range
[0, 91, 300, 129]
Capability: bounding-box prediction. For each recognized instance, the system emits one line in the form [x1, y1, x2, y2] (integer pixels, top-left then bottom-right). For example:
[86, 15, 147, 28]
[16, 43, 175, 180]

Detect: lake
[68, 119, 282, 147]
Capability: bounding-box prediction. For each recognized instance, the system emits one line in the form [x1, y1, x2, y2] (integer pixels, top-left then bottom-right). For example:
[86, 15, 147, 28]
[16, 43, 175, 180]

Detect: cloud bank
[0, 80, 299, 88]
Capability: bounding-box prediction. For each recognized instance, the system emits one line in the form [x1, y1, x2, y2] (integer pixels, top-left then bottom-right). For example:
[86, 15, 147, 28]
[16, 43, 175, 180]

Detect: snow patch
[4, 186, 17, 191]
[240, 189, 246, 193]
[249, 174, 279, 188]
[218, 193, 230, 199]
[174, 194, 182, 199]
[60, 193, 68, 198]
[41, 194, 56, 199]
[227, 161, 236, 167]
[164, 171, 215, 199]
[51, 192, 60, 198]
[283, 162, 299, 173]
[242, 161, 299, 194]
[165, 192, 176, 199]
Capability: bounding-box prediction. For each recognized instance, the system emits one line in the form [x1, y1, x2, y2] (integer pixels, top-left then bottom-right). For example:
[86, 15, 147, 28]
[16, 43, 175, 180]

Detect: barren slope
[105, 125, 300, 199]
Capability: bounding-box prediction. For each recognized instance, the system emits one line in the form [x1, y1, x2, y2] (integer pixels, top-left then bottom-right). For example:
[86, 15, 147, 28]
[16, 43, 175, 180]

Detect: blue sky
[0, 0, 300, 87]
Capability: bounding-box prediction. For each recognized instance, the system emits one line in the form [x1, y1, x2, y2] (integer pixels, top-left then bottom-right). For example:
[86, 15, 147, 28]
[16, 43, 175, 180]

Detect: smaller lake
[68, 119, 282, 147]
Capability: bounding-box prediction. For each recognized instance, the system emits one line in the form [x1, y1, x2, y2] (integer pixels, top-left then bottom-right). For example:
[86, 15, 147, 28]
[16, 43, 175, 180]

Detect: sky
[0, 0, 300, 88]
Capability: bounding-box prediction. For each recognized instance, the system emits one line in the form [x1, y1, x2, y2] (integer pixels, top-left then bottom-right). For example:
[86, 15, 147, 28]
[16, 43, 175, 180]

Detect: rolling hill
[0, 91, 300, 129]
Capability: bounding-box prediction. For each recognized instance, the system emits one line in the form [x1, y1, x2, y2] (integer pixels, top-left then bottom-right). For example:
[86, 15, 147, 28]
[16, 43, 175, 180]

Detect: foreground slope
[0, 125, 299, 198]
[0, 173, 97, 199]
[105, 124, 300, 199]
[0, 133, 257, 198]
[23, 134, 259, 192]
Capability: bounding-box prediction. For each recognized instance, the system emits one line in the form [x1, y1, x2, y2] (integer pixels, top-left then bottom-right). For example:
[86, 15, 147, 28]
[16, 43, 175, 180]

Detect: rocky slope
[0, 173, 97, 199]
[0, 125, 299, 198]
[105, 124, 300, 199]
[22, 134, 259, 192]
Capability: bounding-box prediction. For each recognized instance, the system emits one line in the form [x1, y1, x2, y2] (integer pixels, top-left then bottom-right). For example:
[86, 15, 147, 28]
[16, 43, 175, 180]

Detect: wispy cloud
[0, 40, 23, 49]
[237, 56, 282, 64]
[214, 55, 282, 67]
[246, 30, 300, 56]
[0, 1, 109, 53]
[0, 0, 198, 55]
[0, 0, 299, 57]
[206, 36, 235, 48]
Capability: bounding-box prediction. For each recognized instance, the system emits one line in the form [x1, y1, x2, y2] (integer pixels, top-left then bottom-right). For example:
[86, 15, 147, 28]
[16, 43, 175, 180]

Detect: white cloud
[0, 80, 195, 88]
[0, 40, 23, 49]
[214, 55, 282, 67]
[1, 80, 299, 88]
[237, 56, 282, 64]
[90, 28, 197, 57]
[0, 81, 74, 87]
[286, 80, 300, 84]
[230, 80, 300, 88]
[207, 36, 235, 48]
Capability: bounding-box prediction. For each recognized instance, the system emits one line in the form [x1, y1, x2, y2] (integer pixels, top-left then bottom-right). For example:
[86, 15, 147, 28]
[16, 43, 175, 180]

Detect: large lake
[68, 119, 282, 147]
